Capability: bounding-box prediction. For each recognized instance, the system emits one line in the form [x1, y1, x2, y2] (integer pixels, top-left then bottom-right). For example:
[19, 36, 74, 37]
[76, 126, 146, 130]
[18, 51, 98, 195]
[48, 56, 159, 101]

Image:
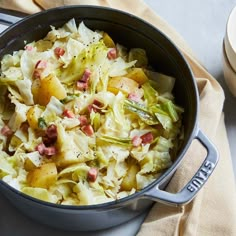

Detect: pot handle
[142, 129, 219, 206]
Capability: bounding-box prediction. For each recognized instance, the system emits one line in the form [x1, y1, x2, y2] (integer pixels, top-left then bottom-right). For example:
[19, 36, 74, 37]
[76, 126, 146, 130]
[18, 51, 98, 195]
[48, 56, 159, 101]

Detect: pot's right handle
[142, 129, 219, 206]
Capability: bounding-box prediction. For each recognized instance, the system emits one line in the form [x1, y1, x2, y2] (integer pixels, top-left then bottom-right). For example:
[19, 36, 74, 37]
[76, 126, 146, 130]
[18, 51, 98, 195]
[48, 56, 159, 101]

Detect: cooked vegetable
[34, 74, 67, 106]
[27, 106, 44, 130]
[125, 68, 148, 85]
[0, 20, 184, 206]
[128, 48, 148, 67]
[103, 32, 116, 48]
[27, 163, 57, 188]
[124, 99, 158, 125]
[107, 76, 139, 95]
[121, 164, 139, 191]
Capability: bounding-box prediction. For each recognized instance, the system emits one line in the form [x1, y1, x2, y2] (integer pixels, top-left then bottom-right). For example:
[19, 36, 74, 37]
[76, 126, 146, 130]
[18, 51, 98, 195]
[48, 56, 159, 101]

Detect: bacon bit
[33, 60, 47, 79]
[33, 70, 41, 79]
[44, 146, 57, 156]
[107, 48, 117, 60]
[132, 136, 142, 147]
[36, 142, 57, 156]
[24, 45, 33, 51]
[79, 115, 88, 126]
[93, 99, 103, 108]
[77, 81, 88, 91]
[63, 109, 75, 118]
[43, 124, 58, 146]
[76, 69, 91, 91]
[35, 60, 47, 69]
[54, 47, 65, 57]
[35, 143, 46, 155]
[140, 132, 153, 145]
[1, 125, 13, 137]
[87, 168, 98, 182]
[80, 68, 92, 83]
[46, 124, 57, 140]
[88, 99, 104, 113]
[128, 92, 141, 102]
[42, 136, 52, 147]
[87, 104, 94, 113]
[81, 124, 94, 136]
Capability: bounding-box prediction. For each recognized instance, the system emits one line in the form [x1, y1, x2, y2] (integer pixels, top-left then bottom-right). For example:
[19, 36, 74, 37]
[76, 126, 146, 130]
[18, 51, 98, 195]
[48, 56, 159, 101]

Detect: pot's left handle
[0, 8, 27, 26]
[141, 129, 219, 206]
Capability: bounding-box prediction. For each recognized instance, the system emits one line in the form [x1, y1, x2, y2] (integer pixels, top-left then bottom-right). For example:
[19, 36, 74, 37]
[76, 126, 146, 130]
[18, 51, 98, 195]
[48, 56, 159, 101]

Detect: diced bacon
[76, 81, 88, 91]
[46, 124, 58, 140]
[1, 125, 13, 137]
[33, 60, 47, 79]
[81, 124, 94, 136]
[35, 60, 47, 69]
[54, 47, 65, 57]
[43, 124, 57, 146]
[80, 68, 92, 83]
[128, 92, 141, 102]
[44, 146, 57, 156]
[107, 48, 117, 60]
[140, 132, 153, 144]
[79, 115, 88, 126]
[35, 143, 46, 155]
[33, 69, 41, 79]
[87, 167, 98, 182]
[132, 136, 142, 147]
[87, 104, 94, 113]
[93, 99, 103, 108]
[76, 69, 91, 91]
[63, 109, 75, 118]
[35, 142, 56, 156]
[24, 45, 33, 51]
[42, 136, 52, 147]
[88, 99, 104, 113]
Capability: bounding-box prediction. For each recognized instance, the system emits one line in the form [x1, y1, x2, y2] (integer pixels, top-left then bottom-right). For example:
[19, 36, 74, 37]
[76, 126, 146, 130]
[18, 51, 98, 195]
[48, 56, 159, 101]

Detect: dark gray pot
[0, 6, 218, 231]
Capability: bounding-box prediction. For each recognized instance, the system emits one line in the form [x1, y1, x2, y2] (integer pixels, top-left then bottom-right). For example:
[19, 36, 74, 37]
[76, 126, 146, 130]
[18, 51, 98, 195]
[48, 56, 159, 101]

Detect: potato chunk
[26, 105, 43, 130]
[125, 68, 148, 85]
[103, 32, 115, 48]
[31, 78, 41, 104]
[32, 74, 67, 106]
[121, 164, 140, 191]
[107, 76, 139, 95]
[27, 163, 57, 189]
[24, 158, 36, 172]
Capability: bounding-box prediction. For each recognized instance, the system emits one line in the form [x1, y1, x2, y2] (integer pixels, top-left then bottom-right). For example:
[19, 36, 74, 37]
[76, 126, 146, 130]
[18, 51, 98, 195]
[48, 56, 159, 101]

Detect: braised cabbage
[0, 19, 184, 205]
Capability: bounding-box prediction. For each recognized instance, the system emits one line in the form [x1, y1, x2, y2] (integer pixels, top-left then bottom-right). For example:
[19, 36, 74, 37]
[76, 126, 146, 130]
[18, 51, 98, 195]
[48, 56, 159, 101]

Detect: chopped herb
[38, 117, 47, 129]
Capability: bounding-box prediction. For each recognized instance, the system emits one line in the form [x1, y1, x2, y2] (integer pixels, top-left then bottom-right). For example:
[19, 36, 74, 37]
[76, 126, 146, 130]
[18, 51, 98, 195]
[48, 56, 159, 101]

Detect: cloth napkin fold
[1, 1, 236, 235]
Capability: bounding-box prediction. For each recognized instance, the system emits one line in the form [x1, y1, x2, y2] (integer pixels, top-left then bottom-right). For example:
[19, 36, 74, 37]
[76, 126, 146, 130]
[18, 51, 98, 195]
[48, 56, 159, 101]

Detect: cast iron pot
[0, 6, 218, 231]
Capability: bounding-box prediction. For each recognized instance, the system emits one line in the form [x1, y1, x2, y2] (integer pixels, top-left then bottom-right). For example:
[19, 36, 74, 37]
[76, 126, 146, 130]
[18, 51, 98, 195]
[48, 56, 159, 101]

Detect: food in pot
[0, 19, 184, 205]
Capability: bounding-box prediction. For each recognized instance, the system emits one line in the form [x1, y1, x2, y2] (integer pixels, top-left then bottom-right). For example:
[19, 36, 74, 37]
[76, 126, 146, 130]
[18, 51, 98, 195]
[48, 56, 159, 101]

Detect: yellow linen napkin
[1, 1, 236, 235]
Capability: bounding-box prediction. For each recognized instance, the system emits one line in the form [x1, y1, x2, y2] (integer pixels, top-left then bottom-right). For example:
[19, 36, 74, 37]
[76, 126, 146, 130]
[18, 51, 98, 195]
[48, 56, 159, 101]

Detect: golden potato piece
[32, 74, 67, 106]
[27, 163, 57, 189]
[27, 106, 43, 130]
[125, 68, 148, 85]
[24, 158, 37, 172]
[31, 78, 41, 104]
[107, 76, 139, 95]
[103, 32, 115, 48]
[121, 164, 140, 191]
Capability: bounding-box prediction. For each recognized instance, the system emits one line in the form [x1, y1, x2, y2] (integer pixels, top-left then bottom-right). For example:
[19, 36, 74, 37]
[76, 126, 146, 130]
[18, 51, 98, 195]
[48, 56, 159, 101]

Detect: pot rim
[0, 5, 199, 210]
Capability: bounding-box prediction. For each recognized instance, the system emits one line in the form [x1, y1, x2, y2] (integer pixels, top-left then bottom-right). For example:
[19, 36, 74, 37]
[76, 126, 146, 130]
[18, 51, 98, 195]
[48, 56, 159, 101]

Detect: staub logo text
[187, 160, 215, 192]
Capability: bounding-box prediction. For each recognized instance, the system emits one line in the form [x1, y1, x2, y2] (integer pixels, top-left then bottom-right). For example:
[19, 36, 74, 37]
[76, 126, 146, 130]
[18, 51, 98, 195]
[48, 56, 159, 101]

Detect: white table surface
[0, 1, 236, 235]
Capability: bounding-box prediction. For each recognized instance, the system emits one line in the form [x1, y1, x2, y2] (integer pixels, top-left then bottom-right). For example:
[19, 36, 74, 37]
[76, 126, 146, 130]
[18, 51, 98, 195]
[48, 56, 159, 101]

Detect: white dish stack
[223, 5, 236, 96]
